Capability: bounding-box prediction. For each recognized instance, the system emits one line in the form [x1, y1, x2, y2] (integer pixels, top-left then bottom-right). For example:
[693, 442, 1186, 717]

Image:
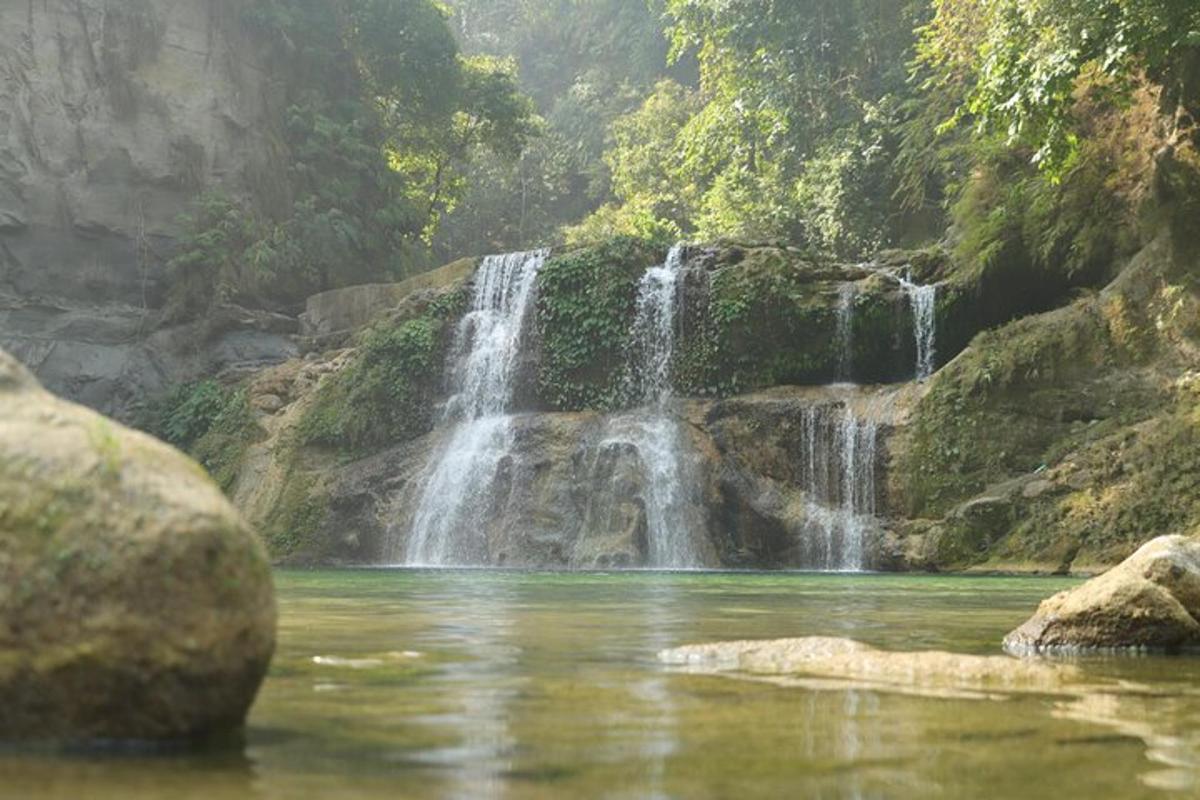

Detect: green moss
[678, 246, 943, 396]
[895, 297, 1154, 518]
[145, 382, 264, 492]
[297, 314, 447, 456]
[188, 390, 260, 491]
[86, 421, 123, 484]
[896, 245, 1200, 570]
[535, 237, 662, 411]
[999, 407, 1200, 568]
[263, 470, 331, 561]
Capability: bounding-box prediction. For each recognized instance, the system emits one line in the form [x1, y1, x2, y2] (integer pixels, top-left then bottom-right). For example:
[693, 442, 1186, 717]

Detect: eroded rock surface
[0, 348, 276, 742]
[659, 637, 1085, 696]
[0, 0, 291, 419]
[1004, 535, 1200, 653]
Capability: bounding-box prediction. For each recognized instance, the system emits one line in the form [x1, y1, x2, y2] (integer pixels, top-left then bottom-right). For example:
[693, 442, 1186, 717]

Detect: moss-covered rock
[0, 348, 276, 743]
[891, 235, 1200, 572]
[296, 283, 469, 457]
[678, 245, 925, 395]
[146, 380, 266, 492]
[535, 240, 981, 408]
[534, 237, 664, 411]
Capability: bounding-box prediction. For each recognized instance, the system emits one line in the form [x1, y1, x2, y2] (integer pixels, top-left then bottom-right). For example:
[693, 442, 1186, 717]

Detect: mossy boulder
[891, 234, 1200, 572]
[1004, 535, 1200, 652]
[0, 349, 276, 743]
[534, 237, 664, 411]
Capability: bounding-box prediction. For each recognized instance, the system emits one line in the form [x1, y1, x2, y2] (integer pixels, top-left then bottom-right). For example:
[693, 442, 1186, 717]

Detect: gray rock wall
[0, 0, 291, 418]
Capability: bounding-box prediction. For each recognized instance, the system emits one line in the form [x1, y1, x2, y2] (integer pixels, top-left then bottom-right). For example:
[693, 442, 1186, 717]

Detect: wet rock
[298, 258, 476, 345]
[660, 636, 1083, 695]
[1004, 535, 1200, 653]
[0, 349, 276, 743]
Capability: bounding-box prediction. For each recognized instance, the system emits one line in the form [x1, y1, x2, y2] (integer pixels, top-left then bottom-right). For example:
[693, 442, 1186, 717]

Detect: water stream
[836, 282, 857, 382]
[403, 250, 547, 566]
[798, 397, 880, 571]
[898, 273, 938, 381]
[612, 244, 707, 569]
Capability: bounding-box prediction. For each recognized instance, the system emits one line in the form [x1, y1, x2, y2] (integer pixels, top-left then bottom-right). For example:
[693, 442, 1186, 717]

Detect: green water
[6, 570, 1200, 799]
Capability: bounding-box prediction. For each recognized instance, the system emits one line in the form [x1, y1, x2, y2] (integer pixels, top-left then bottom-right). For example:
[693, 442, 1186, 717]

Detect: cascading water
[797, 400, 880, 571]
[898, 274, 938, 381]
[836, 283, 857, 382]
[404, 250, 547, 566]
[609, 243, 706, 569]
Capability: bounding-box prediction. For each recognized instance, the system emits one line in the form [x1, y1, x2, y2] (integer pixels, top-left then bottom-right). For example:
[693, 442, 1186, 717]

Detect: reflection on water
[3, 570, 1200, 799]
[406, 577, 522, 798]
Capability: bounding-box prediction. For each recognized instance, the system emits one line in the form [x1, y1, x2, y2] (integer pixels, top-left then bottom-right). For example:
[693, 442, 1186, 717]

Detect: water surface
[7, 570, 1200, 799]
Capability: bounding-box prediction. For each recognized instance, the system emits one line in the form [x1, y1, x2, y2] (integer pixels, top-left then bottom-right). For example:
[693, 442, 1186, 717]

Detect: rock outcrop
[0, 347, 276, 742]
[228, 371, 906, 569]
[0, 0, 292, 420]
[1004, 535, 1200, 653]
[171, 234, 1200, 574]
[889, 234, 1200, 573]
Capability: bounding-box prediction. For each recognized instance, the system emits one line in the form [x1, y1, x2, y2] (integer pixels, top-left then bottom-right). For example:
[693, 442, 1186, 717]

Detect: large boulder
[0, 348, 276, 742]
[1004, 535, 1200, 653]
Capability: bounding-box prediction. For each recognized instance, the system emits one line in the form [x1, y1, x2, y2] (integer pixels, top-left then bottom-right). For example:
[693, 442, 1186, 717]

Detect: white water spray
[614, 244, 706, 569]
[898, 273, 938, 381]
[836, 283, 857, 382]
[404, 250, 547, 566]
[797, 400, 880, 571]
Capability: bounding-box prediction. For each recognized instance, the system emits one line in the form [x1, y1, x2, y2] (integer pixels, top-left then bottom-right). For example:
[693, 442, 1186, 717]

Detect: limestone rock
[1004, 535, 1200, 653]
[0, 348, 276, 742]
[299, 258, 476, 345]
[0, 0, 292, 420]
[660, 637, 1083, 695]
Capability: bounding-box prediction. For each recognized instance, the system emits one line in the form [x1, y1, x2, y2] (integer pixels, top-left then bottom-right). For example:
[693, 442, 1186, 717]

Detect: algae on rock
[0, 348, 276, 743]
[890, 235, 1200, 572]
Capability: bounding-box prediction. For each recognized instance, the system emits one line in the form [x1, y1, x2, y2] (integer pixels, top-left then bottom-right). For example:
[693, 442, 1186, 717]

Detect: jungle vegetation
[173, 0, 1200, 314]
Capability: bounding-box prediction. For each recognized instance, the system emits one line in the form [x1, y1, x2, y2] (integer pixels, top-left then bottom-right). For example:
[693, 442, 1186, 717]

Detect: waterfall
[612, 244, 706, 569]
[898, 274, 937, 381]
[404, 250, 548, 566]
[836, 283, 857, 382]
[797, 401, 879, 571]
[627, 244, 686, 404]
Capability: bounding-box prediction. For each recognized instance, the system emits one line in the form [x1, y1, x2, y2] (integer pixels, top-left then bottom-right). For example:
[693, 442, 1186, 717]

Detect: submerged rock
[660, 636, 1083, 696]
[0, 349, 276, 743]
[1004, 535, 1200, 653]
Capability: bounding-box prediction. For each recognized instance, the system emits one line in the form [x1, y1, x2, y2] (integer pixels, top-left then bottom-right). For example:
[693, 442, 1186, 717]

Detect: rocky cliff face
[201, 243, 946, 570]
[889, 233, 1200, 573]
[0, 0, 293, 419]
[194, 233, 1200, 574]
[230, 372, 910, 570]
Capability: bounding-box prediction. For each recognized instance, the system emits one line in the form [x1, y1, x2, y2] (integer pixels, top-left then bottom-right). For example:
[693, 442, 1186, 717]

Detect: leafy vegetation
[535, 238, 662, 411]
[297, 288, 469, 454]
[147, 381, 263, 490]
[167, 0, 535, 316]
[568, 0, 921, 257]
[433, 0, 687, 259]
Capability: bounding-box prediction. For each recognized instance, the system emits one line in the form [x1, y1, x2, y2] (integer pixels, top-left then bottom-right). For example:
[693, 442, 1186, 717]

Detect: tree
[919, 0, 1200, 176]
[172, 0, 536, 314]
[575, 0, 920, 255]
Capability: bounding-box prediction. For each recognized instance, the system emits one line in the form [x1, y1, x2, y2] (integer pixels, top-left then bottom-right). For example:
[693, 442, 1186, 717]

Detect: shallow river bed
[6, 570, 1200, 799]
